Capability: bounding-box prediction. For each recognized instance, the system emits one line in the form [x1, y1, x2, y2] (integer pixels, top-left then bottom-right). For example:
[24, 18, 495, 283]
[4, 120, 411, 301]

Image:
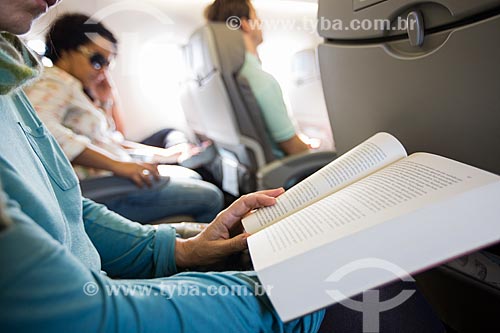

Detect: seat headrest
[185, 23, 246, 82]
[184, 26, 218, 81]
[209, 23, 246, 76]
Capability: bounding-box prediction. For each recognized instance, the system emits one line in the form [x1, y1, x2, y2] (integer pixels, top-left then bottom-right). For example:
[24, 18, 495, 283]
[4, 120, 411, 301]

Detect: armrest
[257, 150, 336, 190]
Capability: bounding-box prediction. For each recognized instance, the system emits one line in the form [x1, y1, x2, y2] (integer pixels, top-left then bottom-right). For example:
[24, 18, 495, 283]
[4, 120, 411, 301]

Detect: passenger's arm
[120, 139, 184, 163]
[83, 189, 284, 277]
[81, 197, 178, 278]
[73, 146, 160, 187]
[26, 76, 161, 187]
[72, 144, 122, 171]
[278, 134, 310, 155]
[0, 197, 323, 333]
[175, 188, 285, 269]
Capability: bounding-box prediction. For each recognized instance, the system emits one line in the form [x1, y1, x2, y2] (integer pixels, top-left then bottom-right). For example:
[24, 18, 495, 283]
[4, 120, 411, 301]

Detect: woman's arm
[73, 145, 160, 187]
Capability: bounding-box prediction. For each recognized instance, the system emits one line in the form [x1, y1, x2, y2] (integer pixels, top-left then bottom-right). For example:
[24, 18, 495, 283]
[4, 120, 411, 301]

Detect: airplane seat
[317, 0, 500, 330]
[180, 23, 336, 195]
[178, 78, 205, 143]
[289, 49, 334, 151]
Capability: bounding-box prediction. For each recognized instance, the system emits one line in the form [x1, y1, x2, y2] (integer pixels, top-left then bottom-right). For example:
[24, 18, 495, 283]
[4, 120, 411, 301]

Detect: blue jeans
[82, 176, 224, 223]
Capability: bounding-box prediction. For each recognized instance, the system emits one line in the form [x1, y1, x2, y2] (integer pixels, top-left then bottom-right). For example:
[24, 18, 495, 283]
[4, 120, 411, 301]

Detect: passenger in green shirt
[206, 0, 317, 158]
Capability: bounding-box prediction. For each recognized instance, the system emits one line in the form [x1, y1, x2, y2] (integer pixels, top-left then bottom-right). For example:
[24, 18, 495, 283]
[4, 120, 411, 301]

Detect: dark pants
[319, 281, 444, 333]
[141, 129, 220, 189]
[141, 128, 188, 149]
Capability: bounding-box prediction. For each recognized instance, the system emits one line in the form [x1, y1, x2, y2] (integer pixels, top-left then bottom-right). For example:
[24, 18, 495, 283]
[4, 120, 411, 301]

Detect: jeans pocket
[18, 122, 79, 191]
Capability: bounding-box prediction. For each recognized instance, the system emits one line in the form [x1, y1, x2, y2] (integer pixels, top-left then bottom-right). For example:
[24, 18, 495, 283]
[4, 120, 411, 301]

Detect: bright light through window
[136, 39, 186, 125]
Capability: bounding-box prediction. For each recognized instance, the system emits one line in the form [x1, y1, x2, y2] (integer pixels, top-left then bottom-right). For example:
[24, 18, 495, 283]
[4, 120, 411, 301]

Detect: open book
[244, 132, 500, 322]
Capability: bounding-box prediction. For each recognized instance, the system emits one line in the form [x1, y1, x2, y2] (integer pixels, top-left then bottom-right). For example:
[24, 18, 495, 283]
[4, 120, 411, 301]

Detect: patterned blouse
[25, 66, 131, 179]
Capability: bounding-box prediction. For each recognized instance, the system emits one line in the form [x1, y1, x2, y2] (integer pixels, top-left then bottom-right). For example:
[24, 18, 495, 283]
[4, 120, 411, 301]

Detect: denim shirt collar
[0, 32, 41, 95]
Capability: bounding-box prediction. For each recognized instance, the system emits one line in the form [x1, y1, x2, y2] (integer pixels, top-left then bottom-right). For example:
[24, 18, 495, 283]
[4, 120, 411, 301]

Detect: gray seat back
[182, 23, 276, 171]
[181, 26, 240, 145]
[318, 0, 500, 175]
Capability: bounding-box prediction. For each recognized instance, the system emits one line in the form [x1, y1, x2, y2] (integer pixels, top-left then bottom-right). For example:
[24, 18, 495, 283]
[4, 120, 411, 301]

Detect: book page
[242, 132, 407, 233]
[249, 153, 500, 270]
[255, 179, 500, 322]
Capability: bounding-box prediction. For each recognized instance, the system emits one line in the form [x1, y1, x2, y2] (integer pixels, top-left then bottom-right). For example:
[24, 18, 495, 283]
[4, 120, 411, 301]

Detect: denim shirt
[0, 89, 178, 275]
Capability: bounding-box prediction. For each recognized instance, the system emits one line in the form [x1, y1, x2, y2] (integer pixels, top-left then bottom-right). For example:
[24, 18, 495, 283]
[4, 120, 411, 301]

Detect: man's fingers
[216, 233, 249, 255]
[254, 188, 285, 198]
[229, 221, 244, 238]
[229, 193, 277, 217]
[218, 193, 280, 229]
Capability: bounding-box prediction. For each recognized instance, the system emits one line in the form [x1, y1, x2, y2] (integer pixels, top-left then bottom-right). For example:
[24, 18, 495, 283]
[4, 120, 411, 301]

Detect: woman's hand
[110, 160, 160, 188]
[175, 188, 285, 270]
[88, 72, 115, 107]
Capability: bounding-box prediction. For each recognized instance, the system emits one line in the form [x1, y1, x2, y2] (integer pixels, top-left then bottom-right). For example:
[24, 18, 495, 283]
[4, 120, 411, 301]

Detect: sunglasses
[77, 46, 115, 71]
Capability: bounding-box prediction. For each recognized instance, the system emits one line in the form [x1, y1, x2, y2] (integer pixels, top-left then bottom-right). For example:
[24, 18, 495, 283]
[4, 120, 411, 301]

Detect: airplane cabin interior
[1, 0, 500, 332]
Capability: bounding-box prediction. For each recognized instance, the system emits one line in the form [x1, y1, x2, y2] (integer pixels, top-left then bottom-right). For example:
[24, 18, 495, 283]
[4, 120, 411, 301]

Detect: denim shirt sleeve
[81, 198, 178, 278]
[0, 193, 176, 333]
[1, 195, 325, 333]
